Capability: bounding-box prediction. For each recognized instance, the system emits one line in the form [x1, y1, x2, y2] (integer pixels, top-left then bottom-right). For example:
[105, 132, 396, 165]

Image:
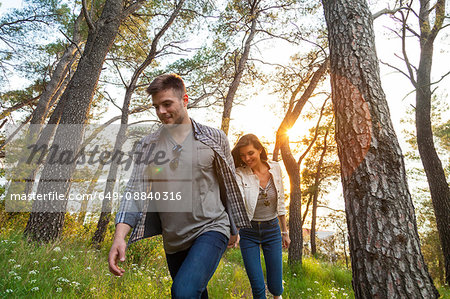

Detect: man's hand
[227, 234, 240, 248]
[108, 238, 127, 276]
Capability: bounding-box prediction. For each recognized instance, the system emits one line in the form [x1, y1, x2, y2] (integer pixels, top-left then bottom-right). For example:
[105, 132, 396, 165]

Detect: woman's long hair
[231, 134, 268, 168]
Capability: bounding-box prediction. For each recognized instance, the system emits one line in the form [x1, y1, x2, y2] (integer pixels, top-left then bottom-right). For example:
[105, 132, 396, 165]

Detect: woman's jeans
[239, 218, 283, 299]
[165, 230, 228, 299]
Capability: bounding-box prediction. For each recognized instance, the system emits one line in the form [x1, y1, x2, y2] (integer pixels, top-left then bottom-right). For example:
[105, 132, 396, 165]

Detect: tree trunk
[24, 0, 144, 243]
[91, 0, 185, 246]
[310, 187, 317, 256]
[310, 121, 331, 256]
[274, 61, 328, 265]
[415, 0, 450, 284]
[28, 11, 84, 135]
[220, 2, 257, 135]
[322, 0, 439, 297]
[78, 163, 104, 224]
[302, 193, 313, 227]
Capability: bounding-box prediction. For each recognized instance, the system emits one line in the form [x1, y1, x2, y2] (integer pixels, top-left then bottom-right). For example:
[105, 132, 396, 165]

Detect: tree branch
[122, 0, 147, 19]
[373, 7, 403, 20]
[82, 0, 95, 31]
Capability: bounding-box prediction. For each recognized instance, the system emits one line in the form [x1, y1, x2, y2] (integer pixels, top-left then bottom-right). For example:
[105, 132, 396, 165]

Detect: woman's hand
[228, 234, 240, 248]
[282, 233, 291, 249]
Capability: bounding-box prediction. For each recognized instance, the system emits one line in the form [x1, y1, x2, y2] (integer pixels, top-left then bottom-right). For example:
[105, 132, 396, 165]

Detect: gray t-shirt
[252, 177, 278, 221]
[148, 128, 230, 254]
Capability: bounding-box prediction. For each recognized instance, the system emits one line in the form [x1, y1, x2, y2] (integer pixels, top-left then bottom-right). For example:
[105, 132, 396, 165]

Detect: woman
[232, 134, 290, 299]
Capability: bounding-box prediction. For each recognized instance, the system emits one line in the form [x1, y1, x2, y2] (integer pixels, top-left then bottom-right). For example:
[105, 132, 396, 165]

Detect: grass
[0, 227, 448, 298]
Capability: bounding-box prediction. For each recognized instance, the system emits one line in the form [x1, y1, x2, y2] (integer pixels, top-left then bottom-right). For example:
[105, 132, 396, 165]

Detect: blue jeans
[239, 218, 283, 299]
[165, 231, 228, 299]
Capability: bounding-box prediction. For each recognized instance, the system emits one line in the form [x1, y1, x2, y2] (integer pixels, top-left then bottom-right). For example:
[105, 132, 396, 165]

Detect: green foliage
[3, 223, 449, 298]
[283, 257, 353, 298]
[0, 0, 78, 87]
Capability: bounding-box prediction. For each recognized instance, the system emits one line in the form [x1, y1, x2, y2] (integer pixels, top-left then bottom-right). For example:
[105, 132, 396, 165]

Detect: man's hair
[146, 73, 186, 99]
[231, 134, 268, 168]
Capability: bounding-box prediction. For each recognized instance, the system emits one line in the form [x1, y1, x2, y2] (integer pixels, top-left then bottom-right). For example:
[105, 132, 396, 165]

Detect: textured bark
[91, 0, 185, 246]
[322, 0, 439, 298]
[24, 0, 144, 243]
[220, 1, 258, 135]
[414, 0, 450, 284]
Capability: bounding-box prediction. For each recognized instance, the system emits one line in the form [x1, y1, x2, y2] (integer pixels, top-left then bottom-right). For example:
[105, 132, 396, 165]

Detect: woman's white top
[235, 160, 287, 221]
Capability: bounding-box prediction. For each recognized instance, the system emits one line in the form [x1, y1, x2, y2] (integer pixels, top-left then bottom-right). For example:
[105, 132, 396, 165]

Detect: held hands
[282, 233, 291, 249]
[108, 238, 127, 276]
[227, 234, 240, 248]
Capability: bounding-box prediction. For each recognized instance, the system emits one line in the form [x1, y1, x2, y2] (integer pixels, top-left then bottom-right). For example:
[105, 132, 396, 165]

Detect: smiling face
[151, 88, 189, 125]
[239, 144, 263, 169]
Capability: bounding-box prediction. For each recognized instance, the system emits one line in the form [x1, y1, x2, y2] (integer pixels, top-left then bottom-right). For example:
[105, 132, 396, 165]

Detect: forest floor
[0, 218, 448, 298]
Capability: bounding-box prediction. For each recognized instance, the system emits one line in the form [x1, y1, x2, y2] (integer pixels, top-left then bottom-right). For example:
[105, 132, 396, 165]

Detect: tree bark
[415, 0, 450, 284]
[24, 0, 144, 243]
[322, 0, 439, 297]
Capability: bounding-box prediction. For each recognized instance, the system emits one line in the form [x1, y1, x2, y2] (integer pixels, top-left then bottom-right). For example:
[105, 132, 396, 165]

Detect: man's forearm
[114, 223, 132, 240]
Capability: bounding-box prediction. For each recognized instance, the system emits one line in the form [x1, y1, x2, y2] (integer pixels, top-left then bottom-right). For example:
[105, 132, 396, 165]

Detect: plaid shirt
[115, 119, 251, 244]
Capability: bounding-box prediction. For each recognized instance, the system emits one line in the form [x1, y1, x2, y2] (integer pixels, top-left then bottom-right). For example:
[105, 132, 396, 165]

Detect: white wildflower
[30, 287, 39, 292]
[33, 260, 39, 264]
[51, 266, 60, 271]
[29, 270, 39, 275]
[9, 271, 17, 276]
[307, 288, 312, 291]
[85, 266, 91, 270]
[57, 277, 70, 283]
[53, 247, 61, 252]
[71, 281, 81, 287]
[8, 258, 16, 263]
[30, 279, 37, 284]
[56, 287, 62, 293]
[314, 281, 319, 284]
[5, 289, 13, 293]
[13, 264, 21, 269]
[62, 256, 68, 260]
[14, 276, 22, 281]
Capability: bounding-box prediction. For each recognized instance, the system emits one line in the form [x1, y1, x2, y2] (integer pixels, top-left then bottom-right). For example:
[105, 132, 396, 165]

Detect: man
[108, 73, 250, 298]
